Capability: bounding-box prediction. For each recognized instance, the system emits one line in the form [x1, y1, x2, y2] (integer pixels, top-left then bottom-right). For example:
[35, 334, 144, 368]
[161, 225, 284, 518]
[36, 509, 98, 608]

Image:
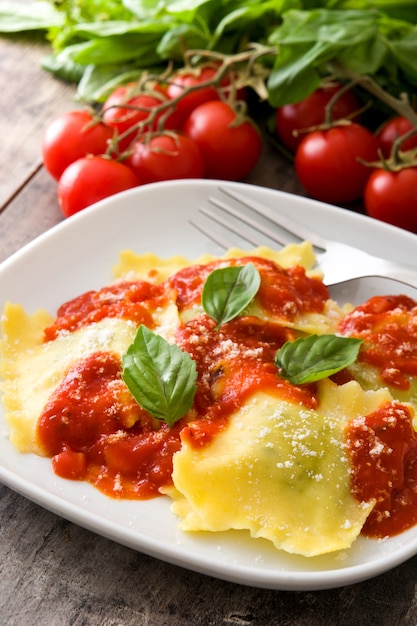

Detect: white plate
[1, 179, 417, 591]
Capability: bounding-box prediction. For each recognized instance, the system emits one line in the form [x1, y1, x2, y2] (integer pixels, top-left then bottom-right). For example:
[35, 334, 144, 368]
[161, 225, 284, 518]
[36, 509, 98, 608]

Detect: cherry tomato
[294, 123, 380, 204]
[183, 101, 262, 181]
[42, 110, 114, 181]
[376, 116, 417, 158]
[102, 83, 181, 153]
[167, 65, 245, 126]
[364, 167, 417, 233]
[128, 133, 205, 183]
[58, 156, 141, 217]
[276, 84, 361, 152]
[167, 66, 222, 125]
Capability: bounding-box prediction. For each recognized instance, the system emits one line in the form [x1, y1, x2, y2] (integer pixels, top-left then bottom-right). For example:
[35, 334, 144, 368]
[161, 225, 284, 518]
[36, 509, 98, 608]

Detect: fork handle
[381, 263, 417, 292]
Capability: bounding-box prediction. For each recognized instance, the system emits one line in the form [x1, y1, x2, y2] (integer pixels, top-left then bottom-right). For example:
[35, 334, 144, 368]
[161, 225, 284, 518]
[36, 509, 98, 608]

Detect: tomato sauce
[37, 257, 324, 499]
[44, 280, 168, 341]
[346, 401, 417, 538]
[175, 315, 318, 448]
[167, 256, 329, 318]
[339, 295, 417, 390]
[35, 257, 417, 540]
[37, 351, 184, 499]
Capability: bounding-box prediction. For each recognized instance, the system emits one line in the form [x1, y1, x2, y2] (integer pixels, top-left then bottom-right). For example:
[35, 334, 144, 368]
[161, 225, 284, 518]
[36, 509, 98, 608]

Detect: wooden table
[1, 24, 417, 626]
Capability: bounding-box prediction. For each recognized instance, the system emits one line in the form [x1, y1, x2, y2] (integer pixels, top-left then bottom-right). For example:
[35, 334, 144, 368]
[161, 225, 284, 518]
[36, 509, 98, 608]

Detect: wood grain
[0, 37, 75, 210]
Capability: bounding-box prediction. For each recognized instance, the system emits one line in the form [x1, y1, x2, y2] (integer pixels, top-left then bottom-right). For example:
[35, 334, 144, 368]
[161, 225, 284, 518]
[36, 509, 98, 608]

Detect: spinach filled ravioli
[1, 243, 417, 557]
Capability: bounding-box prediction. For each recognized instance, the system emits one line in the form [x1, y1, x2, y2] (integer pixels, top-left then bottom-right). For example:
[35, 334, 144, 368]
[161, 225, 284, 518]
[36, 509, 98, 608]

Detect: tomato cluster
[43, 70, 417, 234]
[42, 68, 262, 218]
[275, 83, 417, 234]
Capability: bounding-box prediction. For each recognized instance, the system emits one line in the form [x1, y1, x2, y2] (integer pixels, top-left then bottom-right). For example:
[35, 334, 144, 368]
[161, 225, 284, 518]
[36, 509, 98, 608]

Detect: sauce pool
[339, 295, 417, 390]
[346, 401, 417, 538]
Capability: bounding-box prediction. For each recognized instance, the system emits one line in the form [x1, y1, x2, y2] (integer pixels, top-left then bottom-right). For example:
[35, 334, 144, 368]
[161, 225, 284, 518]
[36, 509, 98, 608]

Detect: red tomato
[276, 84, 361, 152]
[167, 66, 245, 126]
[102, 83, 181, 153]
[52, 449, 87, 480]
[42, 110, 114, 181]
[376, 116, 417, 158]
[128, 133, 205, 183]
[58, 156, 141, 217]
[167, 66, 222, 125]
[183, 101, 262, 181]
[364, 167, 417, 233]
[294, 123, 380, 204]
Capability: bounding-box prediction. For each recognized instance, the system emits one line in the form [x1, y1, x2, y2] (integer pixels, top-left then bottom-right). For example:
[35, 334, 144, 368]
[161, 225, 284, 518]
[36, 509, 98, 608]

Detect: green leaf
[3, 0, 416, 107]
[75, 64, 145, 103]
[275, 334, 363, 384]
[157, 23, 211, 60]
[49, 0, 134, 25]
[0, 2, 63, 32]
[70, 34, 163, 66]
[266, 7, 417, 106]
[41, 49, 86, 84]
[267, 9, 381, 106]
[322, 1, 417, 24]
[122, 325, 197, 427]
[209, 0, 298, 50]
[202, 263, 261, 329]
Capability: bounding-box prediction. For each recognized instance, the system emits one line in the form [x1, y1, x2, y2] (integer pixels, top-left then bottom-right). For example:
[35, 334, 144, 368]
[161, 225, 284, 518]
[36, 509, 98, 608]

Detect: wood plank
[0, 36, 76, 212]
[0, 167, 62, 262]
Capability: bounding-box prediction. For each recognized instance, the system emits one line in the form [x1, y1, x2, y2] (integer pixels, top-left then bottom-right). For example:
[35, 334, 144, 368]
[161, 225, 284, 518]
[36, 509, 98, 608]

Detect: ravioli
[1, 244, 417, 557]
[112, 243, 318, 283]
[1, 244, 318, 456]
[339, 294, 417, 416]
[114, 244, 346, 336]
[170, 380, 391, 557]
[0, 299, 180, 453]
[0, 304, 138, 453]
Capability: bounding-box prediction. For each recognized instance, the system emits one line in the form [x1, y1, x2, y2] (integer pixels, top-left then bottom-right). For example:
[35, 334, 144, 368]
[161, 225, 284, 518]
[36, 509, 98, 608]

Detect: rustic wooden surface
[1, 15, 417, 626]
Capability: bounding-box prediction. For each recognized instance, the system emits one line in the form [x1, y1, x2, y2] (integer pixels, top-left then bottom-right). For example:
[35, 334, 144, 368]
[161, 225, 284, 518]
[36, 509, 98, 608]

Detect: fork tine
[189, 216, 236, 249]
[207, 197, 291, 247]
[219, 186, 327, 251]
[198, 204, 270, 248]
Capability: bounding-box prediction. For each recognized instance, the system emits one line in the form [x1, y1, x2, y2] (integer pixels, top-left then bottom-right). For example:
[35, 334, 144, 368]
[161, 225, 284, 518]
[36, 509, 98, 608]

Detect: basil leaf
[275, 334, 363, 384]
[122, 325, 197, 427]
[202, 263, 261, 329]
[267, 8, 417, 107]
[0, 2, 63, 32]
[41, 48, 86, 84]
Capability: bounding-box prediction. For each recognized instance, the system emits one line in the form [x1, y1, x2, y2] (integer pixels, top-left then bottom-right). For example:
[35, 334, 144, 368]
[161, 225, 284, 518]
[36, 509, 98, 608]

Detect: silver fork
[191, 186, 417, 304]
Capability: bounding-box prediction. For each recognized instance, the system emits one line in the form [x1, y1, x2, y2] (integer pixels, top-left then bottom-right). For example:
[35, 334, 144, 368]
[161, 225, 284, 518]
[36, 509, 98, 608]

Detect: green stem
[329, 61, 417, 127]
[102, 46, 275, 157]
[392, 127, 417, 168]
